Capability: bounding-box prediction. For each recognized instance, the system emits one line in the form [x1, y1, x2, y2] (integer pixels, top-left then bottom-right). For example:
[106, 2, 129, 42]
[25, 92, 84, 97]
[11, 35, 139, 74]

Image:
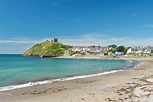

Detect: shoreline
[0, 70, 123, 92]
[0, 58, 153, 102]
[56, 55, 153, 61]
[0, 59, 140, 92]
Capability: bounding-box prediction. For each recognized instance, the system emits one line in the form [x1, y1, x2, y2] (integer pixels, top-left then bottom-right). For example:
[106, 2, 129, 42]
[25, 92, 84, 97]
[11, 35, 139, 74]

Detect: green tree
[108, 44, 117, 48]
[116, 46, 125, 52]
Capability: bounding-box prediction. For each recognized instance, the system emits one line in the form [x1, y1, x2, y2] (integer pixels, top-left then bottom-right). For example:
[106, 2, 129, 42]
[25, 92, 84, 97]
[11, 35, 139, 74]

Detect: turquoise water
[0, 54, 138, 88]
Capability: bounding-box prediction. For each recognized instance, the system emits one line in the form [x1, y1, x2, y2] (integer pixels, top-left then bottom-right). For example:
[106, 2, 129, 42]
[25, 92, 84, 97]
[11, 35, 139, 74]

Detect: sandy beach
[0, 58, 153, 102]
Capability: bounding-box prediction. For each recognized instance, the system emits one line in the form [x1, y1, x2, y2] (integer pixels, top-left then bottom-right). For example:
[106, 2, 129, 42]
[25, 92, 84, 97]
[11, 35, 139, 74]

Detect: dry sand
[0, 58, 153, 102]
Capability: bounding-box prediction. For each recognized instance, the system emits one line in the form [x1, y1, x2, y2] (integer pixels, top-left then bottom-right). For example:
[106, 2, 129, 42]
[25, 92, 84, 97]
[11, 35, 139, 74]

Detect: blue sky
[0, 0, 153, 54]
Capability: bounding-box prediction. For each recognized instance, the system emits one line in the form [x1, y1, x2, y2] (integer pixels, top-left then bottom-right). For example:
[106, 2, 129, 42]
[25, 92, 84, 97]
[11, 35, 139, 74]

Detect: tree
[123, 47, 131, 54]
[108, 44, 117, 48]
[116, 46, 125, 52]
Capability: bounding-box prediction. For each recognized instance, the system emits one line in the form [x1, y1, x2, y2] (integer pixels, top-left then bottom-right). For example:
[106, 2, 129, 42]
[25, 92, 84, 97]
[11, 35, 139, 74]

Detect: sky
[0, 0, 153, 54]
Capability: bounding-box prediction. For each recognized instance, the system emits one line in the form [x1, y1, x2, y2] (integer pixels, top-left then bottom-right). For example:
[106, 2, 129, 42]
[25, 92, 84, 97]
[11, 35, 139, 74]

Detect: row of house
[127, 46, 153, 54]
[69, 46, 153, 56]
[69, 46, 103, 55]
[108, 52, 124, 56]
[69, 46, 124, 56]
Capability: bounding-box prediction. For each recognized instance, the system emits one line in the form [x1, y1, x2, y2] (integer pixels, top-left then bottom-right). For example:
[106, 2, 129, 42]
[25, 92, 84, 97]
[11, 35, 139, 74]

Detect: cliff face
[23, 41, 69, 57]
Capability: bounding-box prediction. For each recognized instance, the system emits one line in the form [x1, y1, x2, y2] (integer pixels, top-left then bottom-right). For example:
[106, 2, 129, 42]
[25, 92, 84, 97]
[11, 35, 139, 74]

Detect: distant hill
[23, 41, 69, 57]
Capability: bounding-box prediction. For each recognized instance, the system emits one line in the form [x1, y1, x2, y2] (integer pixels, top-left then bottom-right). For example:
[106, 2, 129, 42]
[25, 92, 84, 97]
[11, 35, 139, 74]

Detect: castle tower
[53, 38, 58, 42]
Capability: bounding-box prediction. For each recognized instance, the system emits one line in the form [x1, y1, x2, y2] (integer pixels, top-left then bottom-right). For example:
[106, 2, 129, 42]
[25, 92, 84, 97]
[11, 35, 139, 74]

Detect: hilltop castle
[45, 38, 58, 42]
[53, 38, 58, 42]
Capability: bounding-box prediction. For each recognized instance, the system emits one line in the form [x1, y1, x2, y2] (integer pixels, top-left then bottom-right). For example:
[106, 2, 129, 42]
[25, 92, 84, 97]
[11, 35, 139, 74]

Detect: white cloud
[1, 34, 152, 47]
[59, 34, 153, 47]
[0, 39, 41, 44]
[0, 34, 153, 54]
[0, 38, 43, 54]
[144, 25, 153, 28]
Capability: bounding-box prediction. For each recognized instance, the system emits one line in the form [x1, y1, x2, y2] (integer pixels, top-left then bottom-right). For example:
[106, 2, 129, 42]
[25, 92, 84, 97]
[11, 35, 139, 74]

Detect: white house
[143, 46, 153, 53]
[127, 47, 144, 54]
[115, 52, 124, 56]
[70, 46, 83, 52]
[108, 52, 115, 56]
[127, 48, 132, 54]
[127, 46, 153, 54]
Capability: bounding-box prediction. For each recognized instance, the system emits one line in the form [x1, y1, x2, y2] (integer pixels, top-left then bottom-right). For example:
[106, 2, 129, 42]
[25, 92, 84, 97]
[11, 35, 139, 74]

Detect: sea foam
[0, 70, 121, 91]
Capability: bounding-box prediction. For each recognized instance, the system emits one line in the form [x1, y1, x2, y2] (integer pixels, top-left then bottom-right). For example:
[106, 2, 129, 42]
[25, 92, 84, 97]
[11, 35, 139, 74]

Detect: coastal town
[68, 45, 153, 57]
[47, 38, 153, 57]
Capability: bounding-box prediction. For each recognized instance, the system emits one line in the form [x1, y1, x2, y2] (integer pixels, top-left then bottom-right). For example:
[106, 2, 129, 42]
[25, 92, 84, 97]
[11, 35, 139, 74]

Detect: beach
[0, 58, 153, 102]
[1, 0, 153, 101]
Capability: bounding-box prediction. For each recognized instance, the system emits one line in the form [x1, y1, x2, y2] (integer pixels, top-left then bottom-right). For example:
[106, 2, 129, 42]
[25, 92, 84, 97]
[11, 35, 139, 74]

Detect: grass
[24, 41, 70, 56]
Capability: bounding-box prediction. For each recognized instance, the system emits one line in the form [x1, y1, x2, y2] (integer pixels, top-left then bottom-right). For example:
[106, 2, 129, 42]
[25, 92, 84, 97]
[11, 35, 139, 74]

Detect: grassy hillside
[23, 41, 69, 57]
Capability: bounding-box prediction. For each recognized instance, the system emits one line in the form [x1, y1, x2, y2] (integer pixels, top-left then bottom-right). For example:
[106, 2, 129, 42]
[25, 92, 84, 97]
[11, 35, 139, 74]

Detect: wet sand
[0, 58, 153, 102]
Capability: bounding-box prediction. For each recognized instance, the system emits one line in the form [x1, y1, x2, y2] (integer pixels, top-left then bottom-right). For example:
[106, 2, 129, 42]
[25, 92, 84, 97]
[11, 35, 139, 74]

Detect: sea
[0, 54, 139, 91]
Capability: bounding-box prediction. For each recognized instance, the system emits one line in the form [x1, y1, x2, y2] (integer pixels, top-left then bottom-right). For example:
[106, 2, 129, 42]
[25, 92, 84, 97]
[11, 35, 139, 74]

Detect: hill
[23, 41, 69, 57]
